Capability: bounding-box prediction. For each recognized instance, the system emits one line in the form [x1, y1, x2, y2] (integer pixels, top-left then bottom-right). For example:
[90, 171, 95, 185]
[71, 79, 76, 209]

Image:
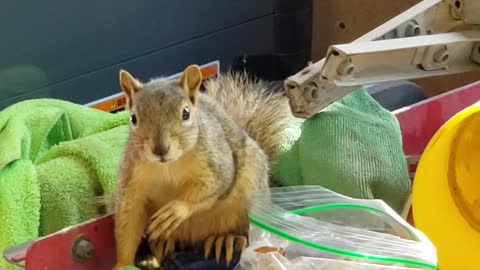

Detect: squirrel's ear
[119, 69, 142, 110]
[178, 65, 202, 105]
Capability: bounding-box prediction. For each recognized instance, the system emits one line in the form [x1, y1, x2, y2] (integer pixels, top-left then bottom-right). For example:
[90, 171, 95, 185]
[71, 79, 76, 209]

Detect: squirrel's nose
[152, 144, 170, 157]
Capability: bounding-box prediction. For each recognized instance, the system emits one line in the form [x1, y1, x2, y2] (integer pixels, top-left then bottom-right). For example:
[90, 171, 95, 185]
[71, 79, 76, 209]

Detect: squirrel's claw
[150, 239, 165, 264]
[165, 238, 176, 256]
[204, 235, 216, 260]
[214, 235, 225, 263]
[148, 237, 176, 265]
[235, 236, 248, 252]
[203, 234, 248, 266]
[225, 235, 235, 265]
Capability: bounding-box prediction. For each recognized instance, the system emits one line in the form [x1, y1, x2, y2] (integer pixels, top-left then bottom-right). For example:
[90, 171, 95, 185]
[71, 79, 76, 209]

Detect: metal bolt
[455, 0, 462, 9]
[433, 46, 449, 64]
[71, 236, 95, 262]
[307, 81, 320, 100]
[404, 20, 421, 37]
[449, 0, 463, 20]
[337, 58, 355, 76]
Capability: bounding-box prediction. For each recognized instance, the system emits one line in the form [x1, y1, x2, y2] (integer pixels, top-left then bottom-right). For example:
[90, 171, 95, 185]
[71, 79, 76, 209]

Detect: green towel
[0, 99, 129, 270]
[272, 87, 411, 213]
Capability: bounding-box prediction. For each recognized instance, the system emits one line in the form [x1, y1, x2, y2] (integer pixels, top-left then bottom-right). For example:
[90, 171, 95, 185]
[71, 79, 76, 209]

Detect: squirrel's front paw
[147, 200, 190, 242]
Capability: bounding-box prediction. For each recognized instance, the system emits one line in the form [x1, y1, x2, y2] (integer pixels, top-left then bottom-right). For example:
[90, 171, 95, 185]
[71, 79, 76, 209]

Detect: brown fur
[112, 66, 291, 269]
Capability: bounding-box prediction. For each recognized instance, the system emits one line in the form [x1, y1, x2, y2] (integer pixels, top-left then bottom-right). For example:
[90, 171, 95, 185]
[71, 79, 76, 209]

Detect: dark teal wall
[0, 0, 311, 109]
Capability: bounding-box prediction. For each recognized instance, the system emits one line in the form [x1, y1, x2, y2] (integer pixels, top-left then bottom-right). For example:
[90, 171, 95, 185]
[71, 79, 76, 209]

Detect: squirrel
[112, 65, 295, 269]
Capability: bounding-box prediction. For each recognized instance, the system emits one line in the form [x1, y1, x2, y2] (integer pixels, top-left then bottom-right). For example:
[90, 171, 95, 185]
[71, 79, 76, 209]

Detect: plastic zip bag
[235, 185, 437, 270]
[235, 252, 427, 270]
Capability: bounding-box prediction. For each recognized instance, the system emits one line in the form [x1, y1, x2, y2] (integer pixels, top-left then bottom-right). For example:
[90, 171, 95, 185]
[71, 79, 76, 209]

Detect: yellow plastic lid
[412, 103, 480, 270]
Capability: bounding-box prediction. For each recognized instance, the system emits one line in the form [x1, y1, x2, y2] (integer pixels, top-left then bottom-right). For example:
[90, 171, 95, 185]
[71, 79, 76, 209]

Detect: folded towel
[0, 99, 129, 269]
[272, 88, 411, 213]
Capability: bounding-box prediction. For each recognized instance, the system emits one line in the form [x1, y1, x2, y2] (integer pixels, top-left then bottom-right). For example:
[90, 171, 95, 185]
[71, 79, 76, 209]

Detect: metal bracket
[285, 0, 480, 118]
[449, 0, 480, 24]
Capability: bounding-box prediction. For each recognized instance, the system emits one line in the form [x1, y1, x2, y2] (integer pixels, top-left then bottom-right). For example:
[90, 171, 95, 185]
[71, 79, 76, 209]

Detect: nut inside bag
[234, 185, 437, 270]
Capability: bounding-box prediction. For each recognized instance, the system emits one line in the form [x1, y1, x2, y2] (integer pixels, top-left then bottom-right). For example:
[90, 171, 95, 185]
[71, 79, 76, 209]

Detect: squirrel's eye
[182, 106, 190, 120]
[130, 114, 137, 125]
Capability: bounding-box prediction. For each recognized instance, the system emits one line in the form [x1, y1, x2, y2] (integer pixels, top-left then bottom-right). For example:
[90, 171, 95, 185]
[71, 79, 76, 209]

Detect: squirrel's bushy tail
[204, 72, 298, 161]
